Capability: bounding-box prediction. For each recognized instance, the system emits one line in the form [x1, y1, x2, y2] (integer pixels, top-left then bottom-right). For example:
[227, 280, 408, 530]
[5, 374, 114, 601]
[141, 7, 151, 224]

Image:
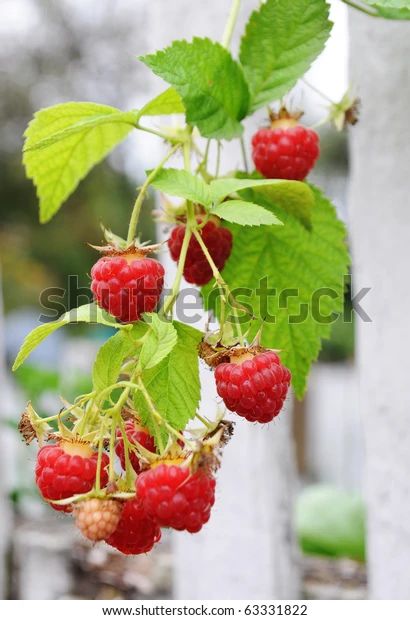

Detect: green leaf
[211, 200, 282, 226]
[296, 485, 366, 561]
[23, 102, 136, 223]
[366, 0, 410, 18]
[139, 314, 178, 370]
[243, 181, 314, 231]
[141, 38, 250, 139]
[240, 0, 332, 111]
[134, 322, 202, 443]
[149, 167, 211, 205]
[203, 186, 349, 397]
[12, 303, 125, 371]
[92, 330, 140, 392]
[138, 88, 185, 117]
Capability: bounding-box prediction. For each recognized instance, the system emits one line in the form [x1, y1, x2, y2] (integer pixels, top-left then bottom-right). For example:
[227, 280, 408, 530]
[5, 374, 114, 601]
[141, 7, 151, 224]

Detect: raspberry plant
[13, 0, 408, 553]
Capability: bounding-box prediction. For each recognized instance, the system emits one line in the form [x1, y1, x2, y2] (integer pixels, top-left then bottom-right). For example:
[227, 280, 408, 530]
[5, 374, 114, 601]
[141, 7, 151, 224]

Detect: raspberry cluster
[214, 350, 291, 423]
[168, 219, 233, 286]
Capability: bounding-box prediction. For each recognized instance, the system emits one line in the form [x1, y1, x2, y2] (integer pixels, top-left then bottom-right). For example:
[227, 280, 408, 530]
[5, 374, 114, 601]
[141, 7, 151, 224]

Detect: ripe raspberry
[252, 123, 319, 181]
[168, 219, 232, 286]
[91, 250, 164, 323]
[214, 350, 291, 423]
[136, 463, 216, 533]
[115, 420, 156, 474]
[35, 441, 109, 512]
[74, 498, 123, 542]
[105, 498, 161, 555]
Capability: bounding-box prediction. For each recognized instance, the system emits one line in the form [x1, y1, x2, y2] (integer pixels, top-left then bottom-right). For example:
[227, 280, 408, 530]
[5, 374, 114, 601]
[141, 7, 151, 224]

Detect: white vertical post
[0, 269, 13, 598]
[349, 12, 410, 599]
[146, 1, 300, 599]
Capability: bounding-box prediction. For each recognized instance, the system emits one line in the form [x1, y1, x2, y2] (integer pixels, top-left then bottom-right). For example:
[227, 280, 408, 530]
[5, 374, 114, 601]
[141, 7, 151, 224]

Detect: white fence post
[0, 269, 13, 598]
[146, 0, 300, 599]
[349, 11, 410, 599]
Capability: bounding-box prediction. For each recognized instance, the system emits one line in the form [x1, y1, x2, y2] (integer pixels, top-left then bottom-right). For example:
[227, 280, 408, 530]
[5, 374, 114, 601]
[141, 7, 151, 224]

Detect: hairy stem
[127, 143, 181, 245]
[162, 224, 192, 316]
[222, 0, 242, 48]
[137, 378, 165, 454]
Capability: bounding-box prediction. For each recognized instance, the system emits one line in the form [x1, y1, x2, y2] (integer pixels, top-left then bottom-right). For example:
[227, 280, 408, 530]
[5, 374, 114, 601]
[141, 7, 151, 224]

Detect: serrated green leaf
[138, 88, 185, 117]
[366, 0, 410, 18]
[240, 0, 332, 111]
[23, 102, 136, 223]
[134, 322, 202, 444]
[202, 186, 349, 397]
[149, 167, 211, 205]
[211, 200, 282, 226]
[141, 38, 250, 139]
[12, 303, 125, 371]
[247, 184, 314, 231]
[139, 314, 178, 370]
[93, 330, 140, 392]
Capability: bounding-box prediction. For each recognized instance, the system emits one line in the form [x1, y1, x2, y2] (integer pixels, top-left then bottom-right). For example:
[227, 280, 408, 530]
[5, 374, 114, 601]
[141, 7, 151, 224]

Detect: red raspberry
[115, 420, 156, 474]
[136, 463, 216, 533]
[74, 498, 123, 542]
[168, 219, 232, 286]
[105, 498, 161, 555]
[91, 250, 164, 323]
[35, 441, 109, 512]
[252, 124, 319, 181]
[214, 350, 291, 423]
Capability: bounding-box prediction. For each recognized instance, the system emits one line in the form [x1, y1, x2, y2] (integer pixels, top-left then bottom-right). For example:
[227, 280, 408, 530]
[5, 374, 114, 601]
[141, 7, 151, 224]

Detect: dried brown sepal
[18, 402, 52, 445]
[268, 105, 303, 124]
[88, 242, 163, 258]
[199, 341, 266, 368]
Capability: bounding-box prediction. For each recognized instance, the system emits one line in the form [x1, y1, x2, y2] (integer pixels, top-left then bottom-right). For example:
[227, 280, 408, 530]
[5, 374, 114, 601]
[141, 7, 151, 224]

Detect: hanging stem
[222, 0, 241, 48]
[162, 224, 192, 316]
[240, 135, 249, 172]
[127, 143, 181, 245]
[341, 0, 379, 16]
[302, 79, 335, 104]
[137, 379, 165, 454]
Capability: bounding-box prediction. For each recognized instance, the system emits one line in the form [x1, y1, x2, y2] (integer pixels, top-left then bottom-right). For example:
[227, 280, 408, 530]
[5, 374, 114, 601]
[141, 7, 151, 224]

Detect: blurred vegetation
[0, 154, 155, 313]
[296, 485, 366, 562]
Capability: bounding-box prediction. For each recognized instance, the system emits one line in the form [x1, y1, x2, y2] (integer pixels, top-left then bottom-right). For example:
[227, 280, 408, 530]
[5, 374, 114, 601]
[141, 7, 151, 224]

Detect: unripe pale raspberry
[168, 219, 232, 286]
[136, 463, 216, 533]
[252, 124, 319, 181]
[74, 498, 123, 542]
[115, 420, 156, 474]
[105, 498, 161, 555]
[91, 250, 164, 323]
[35, 441, 109, 512]
[214, 350, 291, 423]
